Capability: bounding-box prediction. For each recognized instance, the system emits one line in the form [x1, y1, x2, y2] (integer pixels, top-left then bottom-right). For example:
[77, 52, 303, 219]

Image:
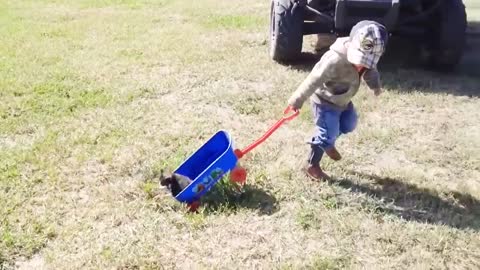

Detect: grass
[1, 0, 480, 269]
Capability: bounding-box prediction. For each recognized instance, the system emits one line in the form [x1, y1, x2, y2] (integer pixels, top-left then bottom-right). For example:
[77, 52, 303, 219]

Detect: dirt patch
[15, 254, 46, 270]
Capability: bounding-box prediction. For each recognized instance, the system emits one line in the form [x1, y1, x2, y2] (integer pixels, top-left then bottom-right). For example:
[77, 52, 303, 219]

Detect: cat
[159, 170, 193, 197]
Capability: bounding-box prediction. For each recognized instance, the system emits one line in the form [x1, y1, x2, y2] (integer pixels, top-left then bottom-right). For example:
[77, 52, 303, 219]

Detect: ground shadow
[287, 21, 480, 97]
[200, 182, 278, 215]
[332, 171, 480, 230]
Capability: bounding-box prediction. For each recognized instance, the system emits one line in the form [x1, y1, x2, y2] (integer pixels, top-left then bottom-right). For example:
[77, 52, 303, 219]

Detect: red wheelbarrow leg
[230, 165, 247, 185]
[187, 200, 201, 212]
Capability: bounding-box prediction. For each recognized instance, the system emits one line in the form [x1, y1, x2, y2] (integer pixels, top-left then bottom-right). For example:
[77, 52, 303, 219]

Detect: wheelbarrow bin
[174, 130, 237, 204]
[173, 107, 299, 205]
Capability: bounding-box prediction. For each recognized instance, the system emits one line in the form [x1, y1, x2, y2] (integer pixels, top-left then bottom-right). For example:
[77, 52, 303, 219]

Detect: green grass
[201, 14, 265, 30]
[1, 0, 480, 269]
[308, 256, 351, 270]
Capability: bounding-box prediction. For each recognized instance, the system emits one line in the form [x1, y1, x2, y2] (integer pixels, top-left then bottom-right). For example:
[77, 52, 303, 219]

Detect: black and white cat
[159, 170, 193, 197]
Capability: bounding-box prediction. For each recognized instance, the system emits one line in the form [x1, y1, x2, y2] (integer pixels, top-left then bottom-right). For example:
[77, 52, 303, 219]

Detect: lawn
[1, 0, 479, 269]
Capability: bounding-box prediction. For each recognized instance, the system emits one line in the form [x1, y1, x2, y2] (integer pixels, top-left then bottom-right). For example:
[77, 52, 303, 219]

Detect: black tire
[426, 0, 467, 71]
[269, 0, 304, 62]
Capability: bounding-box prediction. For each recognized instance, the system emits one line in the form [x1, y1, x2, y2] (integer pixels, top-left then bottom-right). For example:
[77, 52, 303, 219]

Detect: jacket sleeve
[362, 68, 382, 91]
[287, 57, 330, 109]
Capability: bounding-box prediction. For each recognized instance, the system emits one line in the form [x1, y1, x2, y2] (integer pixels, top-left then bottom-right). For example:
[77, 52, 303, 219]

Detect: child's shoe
[325, 147, 342, 161]
[305, 165, 330, 181]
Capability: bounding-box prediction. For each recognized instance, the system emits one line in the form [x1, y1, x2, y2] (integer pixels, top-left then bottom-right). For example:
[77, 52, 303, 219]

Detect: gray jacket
[288, 37, 381, 109]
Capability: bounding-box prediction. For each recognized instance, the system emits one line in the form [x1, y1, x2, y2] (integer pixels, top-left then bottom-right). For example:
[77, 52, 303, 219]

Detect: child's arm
[287, 58, 330, 110]
[362, 68, 383, 96]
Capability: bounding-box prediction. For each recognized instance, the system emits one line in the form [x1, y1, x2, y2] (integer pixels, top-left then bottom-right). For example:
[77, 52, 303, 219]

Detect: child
[287, 21, 388, 180]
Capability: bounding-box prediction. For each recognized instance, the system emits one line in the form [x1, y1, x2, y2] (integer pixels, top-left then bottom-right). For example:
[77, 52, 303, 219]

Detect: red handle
[283, 106, 299, 121]
[235, 108, 299, 159]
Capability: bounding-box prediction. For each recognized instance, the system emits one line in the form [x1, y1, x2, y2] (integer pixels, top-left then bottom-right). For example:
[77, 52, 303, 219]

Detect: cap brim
[347, 47, 379, 69]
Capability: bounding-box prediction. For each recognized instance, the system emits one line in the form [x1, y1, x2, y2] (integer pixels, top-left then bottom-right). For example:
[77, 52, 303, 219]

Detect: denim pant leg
[308, 102, 341, 165]
[339, 102, 358, 135]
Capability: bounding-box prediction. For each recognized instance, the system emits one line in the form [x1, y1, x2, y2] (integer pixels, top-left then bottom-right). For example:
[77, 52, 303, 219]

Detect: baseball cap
[347, 21, 388, 69]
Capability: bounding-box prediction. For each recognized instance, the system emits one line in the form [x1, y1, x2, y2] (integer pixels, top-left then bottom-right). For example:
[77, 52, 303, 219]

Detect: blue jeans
[308, 102, 358, 165]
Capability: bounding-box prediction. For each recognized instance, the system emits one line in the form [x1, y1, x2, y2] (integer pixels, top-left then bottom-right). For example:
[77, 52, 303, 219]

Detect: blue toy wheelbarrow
[172, 108, 299, 210]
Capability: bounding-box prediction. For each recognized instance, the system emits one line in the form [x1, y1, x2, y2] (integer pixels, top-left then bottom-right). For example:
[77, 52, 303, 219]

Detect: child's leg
[306, 143, 328, 180]
[339, 102, 358, 135]
[308, 144, 324, 166]
[305, 103, 341, 180]
[308, 102, 341, 166]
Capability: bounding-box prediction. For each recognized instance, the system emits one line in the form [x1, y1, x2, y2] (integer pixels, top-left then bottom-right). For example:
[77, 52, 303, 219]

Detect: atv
[269, 0, 467, 70]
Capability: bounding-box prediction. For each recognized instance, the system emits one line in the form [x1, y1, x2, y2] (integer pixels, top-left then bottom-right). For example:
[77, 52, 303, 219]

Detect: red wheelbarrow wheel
[230, 165, 247, 185]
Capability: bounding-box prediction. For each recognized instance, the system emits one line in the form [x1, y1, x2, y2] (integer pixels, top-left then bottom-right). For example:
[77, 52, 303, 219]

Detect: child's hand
[284, 105, 299, 114]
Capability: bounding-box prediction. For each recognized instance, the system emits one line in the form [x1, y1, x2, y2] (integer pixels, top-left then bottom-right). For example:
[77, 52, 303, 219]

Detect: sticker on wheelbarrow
[192, 168, 224, 194]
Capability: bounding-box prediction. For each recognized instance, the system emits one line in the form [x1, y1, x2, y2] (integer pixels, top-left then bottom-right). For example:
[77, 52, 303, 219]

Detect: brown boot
[325, 147, 342, 161]
[305, 165, 330, 181]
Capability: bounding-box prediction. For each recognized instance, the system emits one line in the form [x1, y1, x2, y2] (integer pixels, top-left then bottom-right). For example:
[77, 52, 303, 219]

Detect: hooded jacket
[288, 37, 382, 110]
